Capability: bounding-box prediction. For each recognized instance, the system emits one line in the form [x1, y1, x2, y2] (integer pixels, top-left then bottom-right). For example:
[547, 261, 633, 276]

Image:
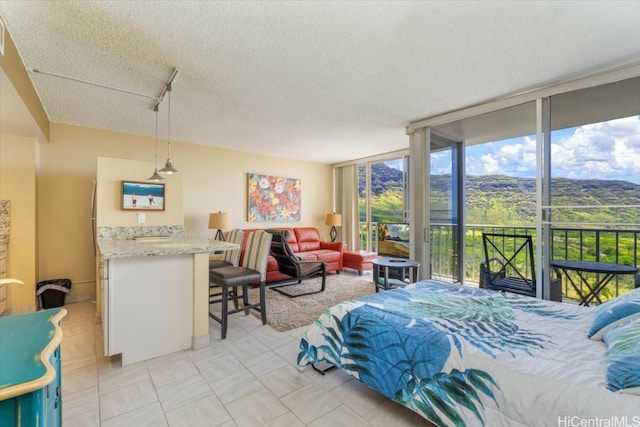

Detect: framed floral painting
[247, 173, 301, 222]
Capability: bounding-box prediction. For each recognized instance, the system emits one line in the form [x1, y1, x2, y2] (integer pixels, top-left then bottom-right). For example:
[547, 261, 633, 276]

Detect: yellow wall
[0, 135, 37, 313]
[1, 58, 333, 313]
[96, 157, 184, 227]
[31, 122, 333, 307]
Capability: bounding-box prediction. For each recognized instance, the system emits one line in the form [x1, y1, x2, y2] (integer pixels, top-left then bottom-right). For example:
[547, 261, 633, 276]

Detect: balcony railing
[365, 222, 640, 303]
[444, 225, 639, 302]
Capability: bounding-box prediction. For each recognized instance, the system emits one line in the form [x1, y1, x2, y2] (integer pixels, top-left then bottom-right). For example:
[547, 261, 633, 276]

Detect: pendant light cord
[167, 83, 172, 158]
[157, 69, 180, 174]
[147, 105, 165, 181]
[155, 106, 159, 168]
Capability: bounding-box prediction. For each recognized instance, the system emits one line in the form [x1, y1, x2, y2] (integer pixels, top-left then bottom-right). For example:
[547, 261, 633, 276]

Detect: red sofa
[239, 227, 343, 283]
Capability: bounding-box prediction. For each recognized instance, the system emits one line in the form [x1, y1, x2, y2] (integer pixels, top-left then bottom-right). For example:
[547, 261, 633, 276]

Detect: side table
[372, 258, 420, 292]
[550, 260, 639, 306]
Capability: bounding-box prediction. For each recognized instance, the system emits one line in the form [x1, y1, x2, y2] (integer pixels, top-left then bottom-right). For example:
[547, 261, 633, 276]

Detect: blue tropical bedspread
[297, 281, 640, 427]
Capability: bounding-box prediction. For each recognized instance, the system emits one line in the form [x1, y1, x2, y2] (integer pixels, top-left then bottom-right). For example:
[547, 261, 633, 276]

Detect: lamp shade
[209, 212, 231, 230]
[325, 213, 342, 227]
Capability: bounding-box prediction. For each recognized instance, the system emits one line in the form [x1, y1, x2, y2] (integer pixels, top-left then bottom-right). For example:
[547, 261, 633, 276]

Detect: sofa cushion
[266, 256, 280, 273]
[284, 228, 299, 252]
[266, 228, 299, 252]
[296, 252, 319, 262]
[243, 228, 299, 252]
[310, 249, 341, 264]
[294, 227, 322, 252]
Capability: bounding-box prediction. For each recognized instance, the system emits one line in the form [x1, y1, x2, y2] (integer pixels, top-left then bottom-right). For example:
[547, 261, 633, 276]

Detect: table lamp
[325, 212, 342, 242]
[209, 211, 231, 241]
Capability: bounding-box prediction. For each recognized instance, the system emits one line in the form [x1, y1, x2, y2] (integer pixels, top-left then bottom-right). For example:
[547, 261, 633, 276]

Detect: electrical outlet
[137, 213, 146, 223]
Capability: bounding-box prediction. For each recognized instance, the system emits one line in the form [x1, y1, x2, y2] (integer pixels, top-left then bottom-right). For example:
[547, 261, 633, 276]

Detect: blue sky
[426, 115, 640, 184]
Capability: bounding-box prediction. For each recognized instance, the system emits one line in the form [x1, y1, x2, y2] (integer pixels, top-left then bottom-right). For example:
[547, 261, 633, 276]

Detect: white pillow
[602, 316, 640, 395]
[588, 287, 640, 341]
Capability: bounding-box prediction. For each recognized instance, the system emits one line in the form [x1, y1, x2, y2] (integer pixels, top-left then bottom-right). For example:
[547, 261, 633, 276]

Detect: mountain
[359, 162, 405, 196]
[435, 174, 640, 226]
[360, 162, 640, 226]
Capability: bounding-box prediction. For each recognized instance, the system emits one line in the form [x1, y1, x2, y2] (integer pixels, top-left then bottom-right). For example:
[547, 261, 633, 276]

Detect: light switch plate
[137, 213, 146, 223]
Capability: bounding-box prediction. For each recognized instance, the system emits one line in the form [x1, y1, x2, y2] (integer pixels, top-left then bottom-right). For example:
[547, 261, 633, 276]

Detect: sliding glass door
[547, 77, 640, 302]
[429, 134, 462, 283]
[412, 75, 640, 302]
[357, 155, 410, 257]
[429, 101, 538, 285]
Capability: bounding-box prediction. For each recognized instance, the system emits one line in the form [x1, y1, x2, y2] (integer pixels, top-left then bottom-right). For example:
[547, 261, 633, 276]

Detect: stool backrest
[242, 230, 273, 282]
[223, 229, 244, 267]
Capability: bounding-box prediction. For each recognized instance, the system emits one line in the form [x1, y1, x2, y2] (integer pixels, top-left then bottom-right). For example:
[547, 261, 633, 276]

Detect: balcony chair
[209, 230, 272, 339]
[480, 232, 561, 301]
[266, 229, 326, 297]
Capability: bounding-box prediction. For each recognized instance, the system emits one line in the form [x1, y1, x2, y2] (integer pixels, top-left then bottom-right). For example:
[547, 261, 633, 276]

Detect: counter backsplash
[97, 225, 187, 240]
[0, 200, 10, 242]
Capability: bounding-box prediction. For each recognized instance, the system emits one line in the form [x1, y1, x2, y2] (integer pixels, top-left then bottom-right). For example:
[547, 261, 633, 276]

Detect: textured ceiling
[2, 1, 640, 164]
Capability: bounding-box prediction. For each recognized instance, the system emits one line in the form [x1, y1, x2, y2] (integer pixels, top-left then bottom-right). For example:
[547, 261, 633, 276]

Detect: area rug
[248, 272, 376, 332]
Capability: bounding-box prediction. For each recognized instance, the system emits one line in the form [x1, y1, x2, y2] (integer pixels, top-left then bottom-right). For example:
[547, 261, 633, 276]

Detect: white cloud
[466, 137, 538, 178]
[552, 116, 640, 182]
[463, 115, 640, 184]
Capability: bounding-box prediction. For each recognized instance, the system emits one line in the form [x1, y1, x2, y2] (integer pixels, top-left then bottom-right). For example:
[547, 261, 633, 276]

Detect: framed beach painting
[121, 181, 165, 211]
[247, 173, 301, 222]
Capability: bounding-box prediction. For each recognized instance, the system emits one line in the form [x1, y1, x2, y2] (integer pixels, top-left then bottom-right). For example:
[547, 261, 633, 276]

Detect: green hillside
[432, 174, 640, 226]
[359, 162, 640, 226]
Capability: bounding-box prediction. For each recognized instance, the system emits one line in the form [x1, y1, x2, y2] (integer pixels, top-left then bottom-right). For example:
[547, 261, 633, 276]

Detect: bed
[297, 280, 640, 427]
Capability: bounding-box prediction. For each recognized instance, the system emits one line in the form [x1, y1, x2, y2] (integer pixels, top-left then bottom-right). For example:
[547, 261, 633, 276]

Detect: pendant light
[158, 80, 180, 174]
[147, 105, 165, 182]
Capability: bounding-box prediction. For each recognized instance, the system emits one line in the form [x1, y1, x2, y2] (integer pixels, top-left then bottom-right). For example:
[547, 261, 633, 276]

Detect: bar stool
[209, 230, 272, 339]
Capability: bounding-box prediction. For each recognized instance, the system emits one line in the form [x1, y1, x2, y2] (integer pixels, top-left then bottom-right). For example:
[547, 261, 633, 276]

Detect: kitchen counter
[97, 237, 239, 365]
[98, 237, 237, 259]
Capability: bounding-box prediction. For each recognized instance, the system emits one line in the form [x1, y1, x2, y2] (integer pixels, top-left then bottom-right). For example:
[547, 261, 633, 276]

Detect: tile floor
[60, 299, 433, 426]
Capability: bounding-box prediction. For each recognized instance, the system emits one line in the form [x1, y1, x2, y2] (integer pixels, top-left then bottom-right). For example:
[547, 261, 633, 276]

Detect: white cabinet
[102, 254, 194, 366]
[97, 237, 233, 364]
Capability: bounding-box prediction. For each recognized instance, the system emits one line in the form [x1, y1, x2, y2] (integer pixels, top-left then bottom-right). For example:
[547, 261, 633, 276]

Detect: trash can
[37, 279, 72, 309]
